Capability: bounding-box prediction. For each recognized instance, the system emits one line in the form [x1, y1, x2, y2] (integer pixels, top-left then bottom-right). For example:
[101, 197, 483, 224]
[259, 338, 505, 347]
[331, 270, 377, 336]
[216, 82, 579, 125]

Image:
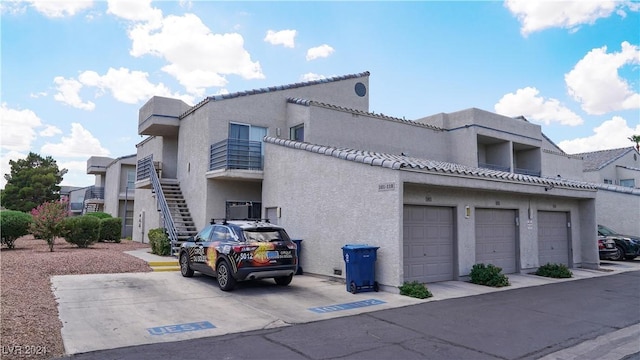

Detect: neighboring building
[573, 147, 640, 235]
[62, 186, 89, 216]
[577, 147, 640, 189]
[131, 71, 629, 291]
[86, 155, 136, 238]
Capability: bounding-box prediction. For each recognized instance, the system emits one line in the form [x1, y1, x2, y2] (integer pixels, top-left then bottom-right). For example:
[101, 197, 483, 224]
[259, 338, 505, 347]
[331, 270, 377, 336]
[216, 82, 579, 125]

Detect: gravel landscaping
[1, 236, 152, 359]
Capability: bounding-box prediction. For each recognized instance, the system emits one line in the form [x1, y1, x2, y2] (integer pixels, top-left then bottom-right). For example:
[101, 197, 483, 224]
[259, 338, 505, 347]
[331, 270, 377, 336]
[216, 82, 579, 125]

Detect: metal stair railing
[138, 155, 178, 257]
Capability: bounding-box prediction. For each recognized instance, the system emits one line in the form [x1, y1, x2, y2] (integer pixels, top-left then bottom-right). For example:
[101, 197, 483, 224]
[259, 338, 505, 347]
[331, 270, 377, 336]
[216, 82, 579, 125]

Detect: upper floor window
[126, 170, 136, 189]
[604, 179, 613, 184]
[229, 123, 267, 142]
[619, 179, 635, 188]
[290, 124, 304, 141]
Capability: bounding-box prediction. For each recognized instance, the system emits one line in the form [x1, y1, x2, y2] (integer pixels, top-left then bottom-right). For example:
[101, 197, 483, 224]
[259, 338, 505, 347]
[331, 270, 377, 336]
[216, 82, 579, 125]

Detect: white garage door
[538, 211, 570, 266]
[403, 206, 454, 283]
[475, 208, 517, 274]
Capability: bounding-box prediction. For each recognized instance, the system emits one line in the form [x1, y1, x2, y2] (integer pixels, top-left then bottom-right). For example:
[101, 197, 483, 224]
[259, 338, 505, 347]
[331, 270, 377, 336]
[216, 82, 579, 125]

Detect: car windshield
[598, 225, 617, 236]
[242, 228, 289, 243]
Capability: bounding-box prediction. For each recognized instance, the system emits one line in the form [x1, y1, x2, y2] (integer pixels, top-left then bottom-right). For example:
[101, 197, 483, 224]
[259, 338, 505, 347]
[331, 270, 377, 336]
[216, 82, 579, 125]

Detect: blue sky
[1, 0, 639, 188]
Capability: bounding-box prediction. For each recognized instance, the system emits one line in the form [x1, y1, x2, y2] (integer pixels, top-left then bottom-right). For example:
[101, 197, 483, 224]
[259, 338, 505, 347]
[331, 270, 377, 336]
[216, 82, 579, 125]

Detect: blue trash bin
[342, 244, 380, 294]
[292, 239, 303, 275]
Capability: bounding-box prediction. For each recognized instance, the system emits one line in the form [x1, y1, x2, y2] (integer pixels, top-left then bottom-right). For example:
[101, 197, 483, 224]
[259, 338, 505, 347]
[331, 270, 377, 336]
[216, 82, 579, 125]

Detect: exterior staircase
[159, 179, 198, 255]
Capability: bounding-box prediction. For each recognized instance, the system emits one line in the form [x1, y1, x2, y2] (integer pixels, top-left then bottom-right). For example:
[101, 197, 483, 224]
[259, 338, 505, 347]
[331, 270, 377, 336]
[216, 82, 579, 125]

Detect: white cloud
[53, 76, 95, 110]
[58, 160, 93, 187]
[300, 73, 327, 82]
[0, 150, 27, 189]
[264, 29, 296, 48]
[30, 91, 47, 98]
[504, 0, 628, 36]
[39, 125, 62, 137]
[558, 116, 640, 154]
[54, 68, 195, 109]
[565, 42, 640, 115]
[107, 0, 161, 24]
[40, 123, 109, 158]
[78, 67, 191, 104]
[118, 6, 264, 96]
[28, 0, 94, 18]
[306, 44, 334, 61]
[494, 87, 583, 126]
[0, 103, 43, 151]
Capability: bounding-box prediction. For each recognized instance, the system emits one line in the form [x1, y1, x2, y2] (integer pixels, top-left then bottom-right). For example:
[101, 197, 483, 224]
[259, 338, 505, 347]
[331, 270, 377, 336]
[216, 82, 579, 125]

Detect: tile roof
[286, 98, 444, 131]
[180, 71, 370, 119]
[573, 147, 635, 172]
[264, 137, 596, 190]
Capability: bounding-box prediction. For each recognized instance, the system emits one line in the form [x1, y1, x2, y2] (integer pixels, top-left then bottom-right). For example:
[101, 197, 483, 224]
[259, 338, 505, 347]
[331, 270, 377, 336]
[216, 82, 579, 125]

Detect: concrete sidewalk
[52, 249, 640, 357]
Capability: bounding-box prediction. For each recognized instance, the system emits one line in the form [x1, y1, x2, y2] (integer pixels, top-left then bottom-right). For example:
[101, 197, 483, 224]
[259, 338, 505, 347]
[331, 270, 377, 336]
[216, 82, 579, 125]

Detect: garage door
[403, 206, 454, 283]
[475, 209, 517, 274]
[538, 211, 570, 266]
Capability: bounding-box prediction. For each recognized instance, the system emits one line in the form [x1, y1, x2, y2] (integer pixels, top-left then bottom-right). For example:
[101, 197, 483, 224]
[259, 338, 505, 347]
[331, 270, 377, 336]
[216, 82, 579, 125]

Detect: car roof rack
[210, 218, 271, 225]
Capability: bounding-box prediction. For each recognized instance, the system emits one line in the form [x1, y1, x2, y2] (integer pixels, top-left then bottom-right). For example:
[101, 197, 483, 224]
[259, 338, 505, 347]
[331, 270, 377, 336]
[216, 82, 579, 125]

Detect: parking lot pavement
[52, 251, 640, 356]
[51, 272, 424, 355]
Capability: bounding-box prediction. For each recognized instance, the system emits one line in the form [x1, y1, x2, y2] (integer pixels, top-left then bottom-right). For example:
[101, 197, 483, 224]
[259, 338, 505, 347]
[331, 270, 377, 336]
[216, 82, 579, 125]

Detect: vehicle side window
[212, 226, 233, 241]
[196, 225, 213, 242]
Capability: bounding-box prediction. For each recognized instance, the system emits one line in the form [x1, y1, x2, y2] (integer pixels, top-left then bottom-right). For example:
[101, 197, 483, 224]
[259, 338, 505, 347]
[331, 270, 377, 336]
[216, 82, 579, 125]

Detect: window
[229, 123, 267, 144]
[290, 124, 304, 141]
[604, 179, 613, 184]
[126, 170, 136, 189]
[620, 179, 635, 188]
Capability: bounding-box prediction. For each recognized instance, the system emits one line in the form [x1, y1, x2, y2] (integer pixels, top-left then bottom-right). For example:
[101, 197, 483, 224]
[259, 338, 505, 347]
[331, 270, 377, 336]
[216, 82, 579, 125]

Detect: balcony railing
[514, 168, 541, 177]
[478, 163, 510, 172]
[210, 138, 263, 171]
[84, 186, 104, 200]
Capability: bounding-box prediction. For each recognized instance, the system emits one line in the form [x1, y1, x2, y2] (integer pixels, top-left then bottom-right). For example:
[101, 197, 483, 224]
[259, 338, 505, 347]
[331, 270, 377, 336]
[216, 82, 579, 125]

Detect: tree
[629, 135, 640, 152]
[1, 152, 68, 213]
[30, 200, 68, 252]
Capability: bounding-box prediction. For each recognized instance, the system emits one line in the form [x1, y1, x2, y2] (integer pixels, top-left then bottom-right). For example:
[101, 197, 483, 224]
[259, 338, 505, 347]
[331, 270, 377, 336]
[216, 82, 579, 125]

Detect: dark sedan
[598, 224, 640, 261]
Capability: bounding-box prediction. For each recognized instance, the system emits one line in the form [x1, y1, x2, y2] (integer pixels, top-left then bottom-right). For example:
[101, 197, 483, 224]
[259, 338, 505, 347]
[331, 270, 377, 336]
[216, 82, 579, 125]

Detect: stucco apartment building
[81, 155, 137, 238]
[132, 71, 639, 290]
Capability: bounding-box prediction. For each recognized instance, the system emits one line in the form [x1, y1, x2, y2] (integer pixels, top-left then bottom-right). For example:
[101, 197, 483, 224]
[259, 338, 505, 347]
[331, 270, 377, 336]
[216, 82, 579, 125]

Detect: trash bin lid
[342, 244, 379, 250]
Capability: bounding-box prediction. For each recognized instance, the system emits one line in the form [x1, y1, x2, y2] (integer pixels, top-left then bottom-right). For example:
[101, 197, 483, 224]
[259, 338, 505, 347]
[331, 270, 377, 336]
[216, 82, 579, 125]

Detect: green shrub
[63, 215, 100, 248]
[399, 281, 433, 299]
[535, 263, 572, 278]
[148, 228, 171, 256]
[100, 218, 122, 242]
[469, 263, 510, 287]
[1, 210, 33, 249]
[85, 212, 112, 219]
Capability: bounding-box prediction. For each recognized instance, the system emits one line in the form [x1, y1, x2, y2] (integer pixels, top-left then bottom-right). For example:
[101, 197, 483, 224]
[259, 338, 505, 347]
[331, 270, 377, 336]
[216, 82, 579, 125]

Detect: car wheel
[274, 274, 293, 286]
[216, 261, 236, 291]
[373, 281, 379, 292]
[180, 252, 194, 277]
[611, 245, 625, 261]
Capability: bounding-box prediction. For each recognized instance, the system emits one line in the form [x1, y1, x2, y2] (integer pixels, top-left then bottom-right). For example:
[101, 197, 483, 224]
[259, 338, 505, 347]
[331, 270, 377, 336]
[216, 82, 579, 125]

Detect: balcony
[84, 186, 104, 204]
[207, 139, 263, 181]
[514, 167, 541, 177]
[478, 162, 510, 172]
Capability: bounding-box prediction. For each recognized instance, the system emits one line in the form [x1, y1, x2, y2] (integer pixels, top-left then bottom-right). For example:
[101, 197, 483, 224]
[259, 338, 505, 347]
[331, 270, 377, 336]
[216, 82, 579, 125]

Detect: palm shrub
[148, 228, 171, 256]
[399, 281, 433, 299]
[30, 200, 68, 252]
[535, 263, 572, 278]
[100, 218, 122, 242]
[1, 210, 33, 249]
[63, 215, 100, 248]
[469, 263, 510, 287]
